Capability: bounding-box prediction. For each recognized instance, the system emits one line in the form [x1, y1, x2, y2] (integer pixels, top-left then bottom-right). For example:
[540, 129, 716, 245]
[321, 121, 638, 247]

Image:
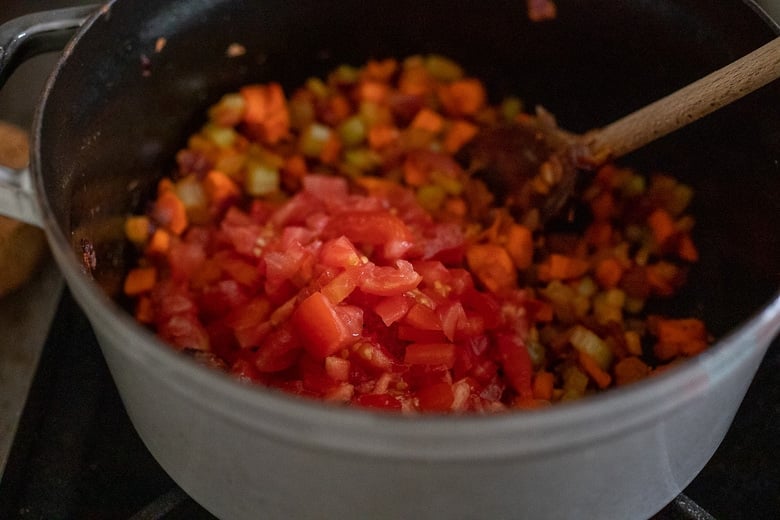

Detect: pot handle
[0, 4, 99, 227]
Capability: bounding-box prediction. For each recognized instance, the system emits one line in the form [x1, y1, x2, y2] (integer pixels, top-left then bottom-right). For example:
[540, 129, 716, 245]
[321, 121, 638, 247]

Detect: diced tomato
[292, 291, 358, 359]
[167, 241, 206, 281]
[157, 313, 210, 352]
[325, 355, 351, 382]
[198, 279, 248, 319]
[302, 174, 349, 203]
[320, 236, 362, 268]
[374, 294, 412, 326]
[357, 260, 422, 296]
[217, 252, 262, 288]
[404, 303, 442, 331]
[437, 301, 467, 341]
[253, 325, 301, 372]
[324, 210, 414, 260]
[397, 324, 448, 344]
[419, 222, 465, 263]
[496, 333, 533, 399]
[417, 381, 454, 412]
[354, 393, 402, 411]
[230, 358, 262, 384]
[404, 343, 457, 368]
[352, 341, 398, 372]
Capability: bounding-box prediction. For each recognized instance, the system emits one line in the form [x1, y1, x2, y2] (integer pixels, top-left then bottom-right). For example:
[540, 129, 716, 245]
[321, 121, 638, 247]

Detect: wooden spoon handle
[586, 36, 780, 160]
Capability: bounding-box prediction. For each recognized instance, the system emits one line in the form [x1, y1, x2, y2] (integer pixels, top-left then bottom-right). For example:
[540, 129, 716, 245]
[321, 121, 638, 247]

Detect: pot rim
[29, 0, 780, 460]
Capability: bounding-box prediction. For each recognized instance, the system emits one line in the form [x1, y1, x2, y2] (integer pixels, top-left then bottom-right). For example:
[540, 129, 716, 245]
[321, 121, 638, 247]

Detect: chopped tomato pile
[123, 55, 710, 413]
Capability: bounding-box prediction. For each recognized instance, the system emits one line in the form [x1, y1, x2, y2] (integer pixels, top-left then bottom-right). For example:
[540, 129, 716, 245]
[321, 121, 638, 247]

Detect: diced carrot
[357, 80, 389, 104]
[443, 119, 478, 154]
[614, 356, 650, 386]
[240, 83, 290, 144]
[403, 155, 428, 186]
[282, 154, 308, 182]
[505, 224, 534, 270]
[322, 94, 352, 125]
[589, 191, 615, 221]
[585, 221, 613, 247]
[654, 318, 708, 359]
[677, 234, 699, 262]
[145, 229, 171, 256]
[537, 254, 590, 281]
[152, 190, 188, 235]
[410, 107, 444, 134]
[443, 197, 467, 217]
[125, 216, 151, 245]
[527, 0, 557, 22]
[190, 258, 222, 289]
[532, 300, 554, 322]
[398, 65, 433, 97]
[594, 163, 619, 187]
[437, 78, 486, 117]
[363, 58, 398, 82]
[124, 267, 157, 296]
[466, 244, 517, 293]
[578, 350, 612, 389]
[648, 208, 676, 247]
[319, 132, 342, 165]
[645, 261, 679, 296]
[532, 370, 555, 400]
[404, 343, 457, 368]
[367, 123, 400, 150]
[135, 295, 155, 324]
[157, 178, 175, 195]
[595, 257, 624, 289]
[203, 170, 240, 208]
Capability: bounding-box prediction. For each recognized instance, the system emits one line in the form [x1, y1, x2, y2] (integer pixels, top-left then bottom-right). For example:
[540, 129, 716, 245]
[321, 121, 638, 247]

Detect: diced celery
[175, 175, 207, 209]
[569, 325, 613, 370]
[305, 77, 329, 98]
[669, 184, 693, 216]
[175, 175, 208, 223]
[329, 64, 360, 85]
[202, 123, 237, 148]
[620, 173, 646, 197]
[359, 101, 392, 127]
[300, 123, 332, 158]
[344, 148, 380, 172]
[526, 337, 546, 367]
[593, 289, 625, 325]
[416, 184, 447, 212]
[431, 171, 463, 195]
[208, 93, 245, 127]
[245, 162, 280, 196]
[575, 276, 597, 298]
[562, 365, 589, 400]
[339, 115, 367, 147]
[425, 54, 464, 82]
[248, 144, 285, 169]
[500, 96, 523, 122]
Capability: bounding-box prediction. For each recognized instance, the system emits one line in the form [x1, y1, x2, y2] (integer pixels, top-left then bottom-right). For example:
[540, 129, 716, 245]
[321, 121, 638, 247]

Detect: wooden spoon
[461, 36, 780, 225]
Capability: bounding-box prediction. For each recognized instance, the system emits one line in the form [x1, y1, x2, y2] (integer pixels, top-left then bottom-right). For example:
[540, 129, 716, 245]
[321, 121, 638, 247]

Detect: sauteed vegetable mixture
[123, 55, 709, 412]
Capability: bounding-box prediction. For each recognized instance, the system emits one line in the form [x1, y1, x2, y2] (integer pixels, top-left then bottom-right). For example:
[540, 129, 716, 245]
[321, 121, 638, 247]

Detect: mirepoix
[122, 55, 710, 413]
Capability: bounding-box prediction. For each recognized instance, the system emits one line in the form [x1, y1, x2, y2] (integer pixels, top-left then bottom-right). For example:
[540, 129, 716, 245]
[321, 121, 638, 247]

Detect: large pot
[1, 1, 779, 518]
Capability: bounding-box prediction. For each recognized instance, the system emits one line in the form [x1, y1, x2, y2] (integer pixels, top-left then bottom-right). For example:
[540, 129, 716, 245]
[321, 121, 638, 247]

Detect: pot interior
[36, 0, 780, 341]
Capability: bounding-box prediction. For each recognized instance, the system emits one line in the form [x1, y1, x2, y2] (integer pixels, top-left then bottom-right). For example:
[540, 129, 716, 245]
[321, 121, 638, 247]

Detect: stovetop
[0, 289, 778, 519]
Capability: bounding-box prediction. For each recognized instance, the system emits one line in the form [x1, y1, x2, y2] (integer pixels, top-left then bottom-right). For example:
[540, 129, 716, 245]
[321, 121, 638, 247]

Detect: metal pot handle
[0, 4, 99, 227]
